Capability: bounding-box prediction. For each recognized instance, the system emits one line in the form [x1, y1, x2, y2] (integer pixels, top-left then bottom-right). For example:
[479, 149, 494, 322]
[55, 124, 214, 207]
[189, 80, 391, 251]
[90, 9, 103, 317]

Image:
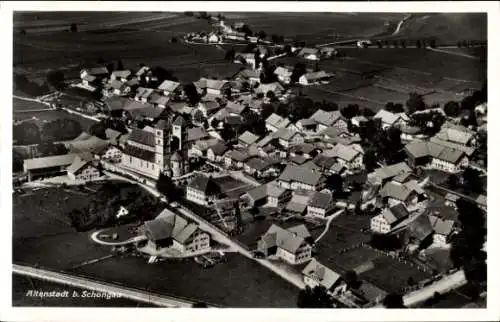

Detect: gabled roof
[381, 203, 410, 224]
[135, 66, 150, 77]
[274, 66, 293, 77]
[435, 127, 473, 145]
[429, 137, 475, 156]
[429, 215, 454, 236]
[256, 82, 285, 94]
[109, 80, 125, 90]
[273, 128, 301, 141]
[225, 149, 250, 162]
[205, 79, 230, 91]
[406, 213, 434, 242]
[123, 145, 155, 162]
[208, 142, 229, 156]
[266, 113, 291, 129]
[236, 68, 260, 79]
[150, 94, 170, 106]
[111, 70, 131, 79]
[158, 80, 181, 93]
[301, 71, 332, 82]
[143, 209, 201, 243]
[173, 115, 187, 127]
[103, 96, 130, 111]
[278, 164, 323, 186]
[405, 141, 466, 164]
[302, 259, 342, 290]
[66, 155, 95, 175]
[128, 129, 155, 147]
[244, 184, 268, 202]
[239, 131, 260, 146]
[187, 127, 209, 142]
[85, 67, 109, 76]
[370, 162, 412, 182]
[260, 224, 311, 254]
[187, 174, 220, 195]
[25, 153, 91, 171]
[310, 109, 343, 127]
[135, 87, 155, 100]
[374, 109, 405, 125]
[298, 47, 319, 56]
[309, 191, 334, 210]
[380, 180, 424, 202]
[226, 101, 247, 115]
[325, 143, 361, 162]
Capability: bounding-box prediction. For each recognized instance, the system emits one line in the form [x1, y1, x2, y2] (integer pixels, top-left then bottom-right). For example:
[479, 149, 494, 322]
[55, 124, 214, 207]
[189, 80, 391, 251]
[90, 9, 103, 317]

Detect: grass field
[71, 252, 298, 307]
[13, 109, 98, 131]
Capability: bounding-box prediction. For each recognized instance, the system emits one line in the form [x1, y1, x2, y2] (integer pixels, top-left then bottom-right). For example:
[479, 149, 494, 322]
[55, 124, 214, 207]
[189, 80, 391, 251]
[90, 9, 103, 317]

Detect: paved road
[314, 209, 345, 243]
[13, 264, 215, 308]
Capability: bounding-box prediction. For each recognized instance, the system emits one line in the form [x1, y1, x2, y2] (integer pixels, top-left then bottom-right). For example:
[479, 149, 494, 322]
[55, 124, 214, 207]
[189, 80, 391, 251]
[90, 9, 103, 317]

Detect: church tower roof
[173, 115, 187, 127]
[171, 151, 183, 162]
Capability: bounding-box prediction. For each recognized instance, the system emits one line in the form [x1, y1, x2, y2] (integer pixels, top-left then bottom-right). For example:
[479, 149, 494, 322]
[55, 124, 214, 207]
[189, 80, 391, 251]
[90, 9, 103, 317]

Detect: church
[120, 115, 189, 180]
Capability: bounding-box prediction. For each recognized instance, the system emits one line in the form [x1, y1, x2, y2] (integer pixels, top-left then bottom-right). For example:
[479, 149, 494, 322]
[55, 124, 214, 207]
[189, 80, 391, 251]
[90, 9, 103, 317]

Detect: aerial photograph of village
[11, 9, 487, 310]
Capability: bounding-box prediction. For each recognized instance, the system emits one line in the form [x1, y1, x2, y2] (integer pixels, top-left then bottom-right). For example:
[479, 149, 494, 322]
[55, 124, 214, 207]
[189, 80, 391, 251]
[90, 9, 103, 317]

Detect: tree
[221, 123, 235, 142]
[447, 173, 461, 189]
[241, 24, 253, 36]
[258, 30, 267, 40]
[344, 270, 361, 289]
[341, 104, 360, 119]
[460, 110, 477, 128]
[261, 103, 275, 120]
[382, 293, 405, 308]
[13, 122, 41, 145]
[271, 34, 281, 43]
[37, 141, 68, 157]
[290, 62, 307, 84]
[116, 60, 125, 71]
[171, 37, 178, 43]
[406, 92, 426, 114]
[266, 90, 276, 101]
[41, 119, 82, 142]
[326, 174, 343, 195]
[183, 83, 200, 106]
[70, 23, 77, 32]
[224, 47, 236, 61]
[89, 122, 108, 140]
[297, 286, 333, 308]
[385, 102, 404, 113]
[46, 70, 65, 91]
[156, 173, 180, 202]
[376, 40, 383, 48]
[443, 101, 461, 117]
[416, 40, 421, 48]
[462, 168, 483, 194]
[362, 148, 378, 173]
[429, 39, 437, 48]
[460, 95, 477, 110]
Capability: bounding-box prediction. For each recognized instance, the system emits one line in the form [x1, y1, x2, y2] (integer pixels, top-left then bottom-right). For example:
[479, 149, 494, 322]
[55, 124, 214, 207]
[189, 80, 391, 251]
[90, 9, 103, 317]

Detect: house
[80, 66, 109, 81]
[319, 47, 338, 58]
[444, 192, 460, 209]
[404, 141, 469, 173]
[429, 215, 455, 245]
[298, 47, 320, 61]
[370, 203, 410, 234]
[204, 79, 231, 96]
[429, 137, 475, 157]
[110, 70, 132, 82]
[234, 53, 257, 69]
[186, 174, 222, 206]
[256, 82, 285, 96]
[373, 109, 409, 130]
[434, 125, 475, 147]
[208, 33, 221, 43]
[273, 128, 305, 148]
[23, 153, 90, 182]
[207, 142, 229, 162]
[223, 149, 251, 169]
[399, 124, 425, 142]
[92, 145, 122, 162]
[150, 93, 170, 109]
[238, 131, 260, 147]
[139, 208, 211, 254]
[266, 113, 291, 132]
[299, 71, 333, 85]
[134, 87, 155, 103]
[157, 80, 182, 98]
[285, 190, 315, 215]
[404, 213, 434, 248]
[241, 184, 269, 208]
[312, 154, 338, 175]
[244, 157, 279, 178]
[197, 101, 220, 118]
[278, 164, 324, 191]
[66, 156, 100, 182]
[476, 194, 487, 211]
[102, 80, 127, 97]
[379, 179, 428, 210]
[367, 162, 412, 186]
[310, 109, 347, 132]
[289, 143, 317, 160]
[274, 66, 293, 84]
[296, 118, 318, 133]
[257, 224, 313, 265]
[351, 116, 368, 127]
[234, 68, 260, 85]
[324, 143, 363, 170]
[302, 259, 346, 296]
[135, 66, 151, 80]
[307, 191, 335, 218]
[226, 101, 247, 116]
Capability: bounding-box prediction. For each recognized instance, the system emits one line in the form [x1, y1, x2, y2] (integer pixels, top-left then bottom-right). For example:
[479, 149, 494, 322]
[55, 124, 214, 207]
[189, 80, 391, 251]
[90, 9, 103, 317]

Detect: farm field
[343, 85, 410, 105]
[13, 109, 98, 131]
[71, 252, 298, 307]
[13, 97, 51, 111]
[219, 12, 407, 44]
[12, 274, 157, 307]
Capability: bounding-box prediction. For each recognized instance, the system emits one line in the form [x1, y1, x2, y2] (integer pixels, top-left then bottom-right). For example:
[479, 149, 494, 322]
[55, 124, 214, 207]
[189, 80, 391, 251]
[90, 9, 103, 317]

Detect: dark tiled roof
[128, 129, 155, 147]
[123, 145, 155, 162]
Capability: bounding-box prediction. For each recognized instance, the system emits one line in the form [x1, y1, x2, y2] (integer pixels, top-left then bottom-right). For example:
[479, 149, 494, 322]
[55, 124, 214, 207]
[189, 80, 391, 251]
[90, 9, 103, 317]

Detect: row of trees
[14, 118, 83, 146]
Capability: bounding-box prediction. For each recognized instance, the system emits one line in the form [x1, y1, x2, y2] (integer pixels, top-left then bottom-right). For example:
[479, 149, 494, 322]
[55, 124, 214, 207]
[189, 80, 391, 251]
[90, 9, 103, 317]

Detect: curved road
[90, 231, 147, 246]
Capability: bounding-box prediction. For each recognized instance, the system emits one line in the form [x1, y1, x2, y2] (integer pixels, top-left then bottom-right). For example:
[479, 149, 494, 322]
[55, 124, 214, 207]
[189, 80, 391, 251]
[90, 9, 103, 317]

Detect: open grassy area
[71, 252, 298, 307]
[12, 274, 157, 307]
[13, 98, 52, 111]
[13, 109, 98, 131]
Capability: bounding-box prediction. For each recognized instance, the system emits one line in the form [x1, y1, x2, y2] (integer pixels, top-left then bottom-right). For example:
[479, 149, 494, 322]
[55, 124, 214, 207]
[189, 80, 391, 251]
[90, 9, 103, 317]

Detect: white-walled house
[307, 191, 335, 218]
[66, 156, 100, 182]
[302, 259, 347, 296]
[370, 204, 410, 234]
[257, 224, 313, 265]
